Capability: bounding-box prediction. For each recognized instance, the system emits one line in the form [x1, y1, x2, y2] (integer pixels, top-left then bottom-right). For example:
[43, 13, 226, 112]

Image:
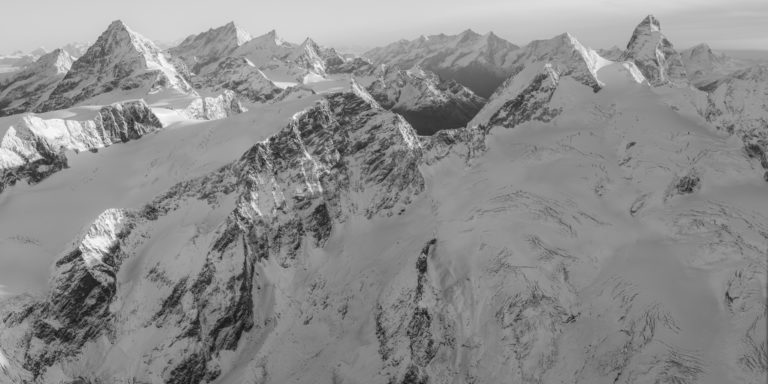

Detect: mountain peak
[638, 14, 661, 32]
[38, 20, 192, 112]
[106, 19, 130, 34]
[35, 48, 74, 74]
[621, 15, 687, 86]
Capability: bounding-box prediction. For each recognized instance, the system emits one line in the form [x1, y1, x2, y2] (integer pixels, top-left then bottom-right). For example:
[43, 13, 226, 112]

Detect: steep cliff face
[37, 20, 194, 112]
[181, 90, 248, 120]
[619, 15, 688, 87]
[0, 99, 163, 193]
[365, 65, 486, 135]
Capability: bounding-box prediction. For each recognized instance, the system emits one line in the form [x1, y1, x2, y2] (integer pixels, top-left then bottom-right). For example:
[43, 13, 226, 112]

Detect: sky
[0, 0, 766, 54]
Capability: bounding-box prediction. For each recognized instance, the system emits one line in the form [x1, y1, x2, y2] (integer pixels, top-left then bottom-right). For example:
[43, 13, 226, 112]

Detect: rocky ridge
[0, 99, 163, 193]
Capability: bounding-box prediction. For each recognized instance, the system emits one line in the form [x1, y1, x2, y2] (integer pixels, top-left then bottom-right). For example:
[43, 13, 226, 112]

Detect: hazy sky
[1, 0, 766, 54]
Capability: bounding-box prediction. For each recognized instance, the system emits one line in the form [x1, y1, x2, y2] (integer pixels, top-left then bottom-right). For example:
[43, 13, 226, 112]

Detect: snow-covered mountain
[0, 99, 163, 193]
[470, 32, 607, 129]
[37, 20, 194, 112]
[619, 15, 688, 87]
[597, 45, 623, 61]
[0, 49, 74, 116]
[680, 43, 748, 88]
[0, 14, 766, 384]
[363, 65, 486, 135]
[699, 64, 768, 182]
[364, 30, 520, 97]
[168, 25, 364, 100]
[169, 21, 252, 73]
[192, 57, 282, 103]
[233, 32, 365, 83]
[61, 42, 91, 59]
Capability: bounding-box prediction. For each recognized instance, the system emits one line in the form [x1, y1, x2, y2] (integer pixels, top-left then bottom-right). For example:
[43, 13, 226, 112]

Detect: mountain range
[0, 14, 766, 384]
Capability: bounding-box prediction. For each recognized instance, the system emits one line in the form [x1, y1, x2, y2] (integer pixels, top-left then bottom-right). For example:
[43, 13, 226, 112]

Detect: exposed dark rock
[675, 174, 701, 194]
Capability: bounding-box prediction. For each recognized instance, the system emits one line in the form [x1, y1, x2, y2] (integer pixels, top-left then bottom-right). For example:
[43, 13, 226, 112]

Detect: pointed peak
[556, 32, 578, 43]
[301, 37, 320, 50]
[33, 47, 74, 74]
[460, 28, 479, 37]
[637, 15, 661, 32]
[107, 19, 131, 33]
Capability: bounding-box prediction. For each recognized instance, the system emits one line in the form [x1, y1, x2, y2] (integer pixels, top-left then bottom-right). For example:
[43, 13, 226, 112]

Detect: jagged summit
[620, 14, 687, 86]
[37, 20, 193, 112]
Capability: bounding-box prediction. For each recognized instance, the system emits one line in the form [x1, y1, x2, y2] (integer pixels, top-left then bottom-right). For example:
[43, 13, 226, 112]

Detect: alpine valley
[0, 14, 766, 384]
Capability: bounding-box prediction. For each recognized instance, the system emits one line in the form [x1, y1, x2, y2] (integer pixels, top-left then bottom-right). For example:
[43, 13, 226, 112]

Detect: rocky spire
[620, 15, 687, 86]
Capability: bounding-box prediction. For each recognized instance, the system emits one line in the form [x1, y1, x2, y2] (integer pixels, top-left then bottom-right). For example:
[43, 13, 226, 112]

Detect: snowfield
[0, 14, 765, 384]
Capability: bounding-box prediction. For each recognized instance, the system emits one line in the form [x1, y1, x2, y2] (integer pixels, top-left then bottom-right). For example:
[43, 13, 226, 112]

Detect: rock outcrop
[180, 90, 248, 120]
[0, 99, 163, 193]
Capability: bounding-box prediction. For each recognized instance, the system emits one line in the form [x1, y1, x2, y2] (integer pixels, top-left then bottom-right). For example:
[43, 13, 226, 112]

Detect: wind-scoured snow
[0, 14, 765, 384]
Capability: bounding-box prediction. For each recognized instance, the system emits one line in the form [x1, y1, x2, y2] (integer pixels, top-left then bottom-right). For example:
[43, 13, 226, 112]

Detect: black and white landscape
[0, 8, 766, 384]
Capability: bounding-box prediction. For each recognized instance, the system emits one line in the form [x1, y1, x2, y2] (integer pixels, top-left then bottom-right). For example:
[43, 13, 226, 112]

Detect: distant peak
[107, 19, 130, 32]
[689, 42, 711, 52]
[301, 37, 319, 48]
[461, 28, 479, 36]
[638, 15, 661, 32]
[35, 48, 73, 74]
[552, 32, 582, 48]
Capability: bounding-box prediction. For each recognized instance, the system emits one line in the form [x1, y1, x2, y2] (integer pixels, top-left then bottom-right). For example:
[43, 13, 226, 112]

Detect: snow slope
[0, 66, 764, 384]
[0, 16, 765, 384]
[470, 32, 609, 128]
